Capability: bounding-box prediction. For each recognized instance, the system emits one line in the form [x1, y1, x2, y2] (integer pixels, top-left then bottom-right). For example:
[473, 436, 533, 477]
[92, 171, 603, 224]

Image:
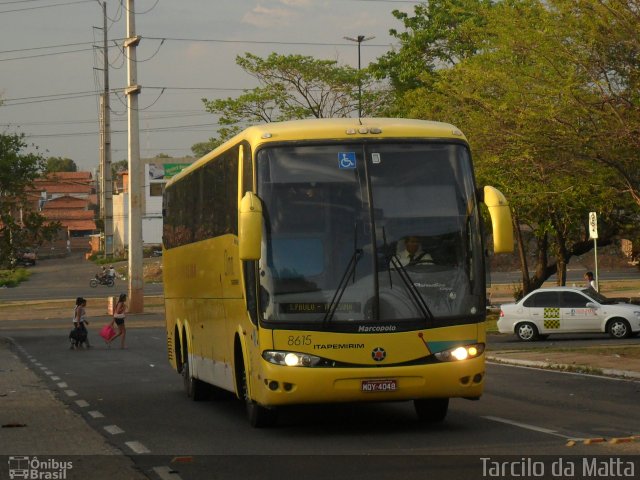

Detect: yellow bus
[163, 118, 512, 427]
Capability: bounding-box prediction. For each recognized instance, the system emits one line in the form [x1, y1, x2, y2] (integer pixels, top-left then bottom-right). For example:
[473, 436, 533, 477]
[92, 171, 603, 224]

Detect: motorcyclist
[107, 265, 116, 280]
[96, 266, 107, 282]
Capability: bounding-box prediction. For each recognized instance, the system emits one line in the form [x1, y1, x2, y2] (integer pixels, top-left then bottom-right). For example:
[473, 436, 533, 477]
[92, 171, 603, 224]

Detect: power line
[143, 35, 392, 48]
[0, 40, 100, 54]
[0, 0, 93, 13]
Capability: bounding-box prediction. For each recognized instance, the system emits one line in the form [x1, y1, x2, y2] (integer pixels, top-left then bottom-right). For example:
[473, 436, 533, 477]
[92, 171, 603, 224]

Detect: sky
[0, 0, 417, 172]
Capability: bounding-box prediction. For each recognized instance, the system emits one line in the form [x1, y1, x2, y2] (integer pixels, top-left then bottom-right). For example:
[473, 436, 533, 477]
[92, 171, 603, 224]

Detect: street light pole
[344, 35, 374, 118]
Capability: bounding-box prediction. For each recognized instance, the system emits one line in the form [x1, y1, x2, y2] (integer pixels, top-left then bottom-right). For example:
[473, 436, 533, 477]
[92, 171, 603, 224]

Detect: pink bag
[99, 324, 116, 342]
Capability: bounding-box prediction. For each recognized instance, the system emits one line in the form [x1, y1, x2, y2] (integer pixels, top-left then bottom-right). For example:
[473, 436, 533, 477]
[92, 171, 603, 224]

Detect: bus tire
[240, 362, 277, 428]
[182, 354, 208, 401]
[414, 398, 449, 423]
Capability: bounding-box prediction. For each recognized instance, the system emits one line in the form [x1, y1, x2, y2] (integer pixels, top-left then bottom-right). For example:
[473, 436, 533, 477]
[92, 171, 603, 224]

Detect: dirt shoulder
[0, 296, 164, 322]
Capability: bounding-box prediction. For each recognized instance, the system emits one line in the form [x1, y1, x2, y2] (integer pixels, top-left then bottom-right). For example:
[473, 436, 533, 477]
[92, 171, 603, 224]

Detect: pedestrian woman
[108, 293, 127, 349]
[71, 297, 90, 349]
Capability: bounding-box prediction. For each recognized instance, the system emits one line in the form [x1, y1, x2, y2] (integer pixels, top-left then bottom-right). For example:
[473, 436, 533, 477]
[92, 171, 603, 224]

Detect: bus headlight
[434, 343, 485, 362]
[263, 350, 322, 367]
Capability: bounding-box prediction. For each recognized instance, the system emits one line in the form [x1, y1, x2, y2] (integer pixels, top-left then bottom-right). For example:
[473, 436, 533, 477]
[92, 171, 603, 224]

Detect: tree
[197, 52, 384, 147]
[45, 157, 77, 173]
[191, 139, 222, 159]
[373, 0, 639, 293]
[111, 159, 128, 178]
[0, 133, 60, 267]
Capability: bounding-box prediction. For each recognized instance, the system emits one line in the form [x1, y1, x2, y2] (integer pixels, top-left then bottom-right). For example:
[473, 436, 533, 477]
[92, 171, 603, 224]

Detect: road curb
[486, 355, 640, 380]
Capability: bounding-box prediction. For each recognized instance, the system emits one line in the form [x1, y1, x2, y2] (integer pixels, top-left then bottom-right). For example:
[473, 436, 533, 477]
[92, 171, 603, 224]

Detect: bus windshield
[256, 141, 485, 329]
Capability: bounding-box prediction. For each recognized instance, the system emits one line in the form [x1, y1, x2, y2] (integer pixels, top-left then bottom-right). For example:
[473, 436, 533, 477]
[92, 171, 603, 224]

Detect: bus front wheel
[241, 365, 277, 428]
[414, 398, 449, 423]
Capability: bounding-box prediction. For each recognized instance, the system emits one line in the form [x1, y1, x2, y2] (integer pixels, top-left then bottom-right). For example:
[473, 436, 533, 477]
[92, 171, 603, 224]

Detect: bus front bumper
[251, 355, 485, 406]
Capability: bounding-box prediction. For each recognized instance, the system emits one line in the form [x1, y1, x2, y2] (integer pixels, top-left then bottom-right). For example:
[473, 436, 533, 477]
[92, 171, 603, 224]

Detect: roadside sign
[589, 211, 598, 239]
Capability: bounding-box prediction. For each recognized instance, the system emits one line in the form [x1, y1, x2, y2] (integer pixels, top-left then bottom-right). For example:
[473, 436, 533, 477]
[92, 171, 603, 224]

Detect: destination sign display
[280, 302, 361, 314]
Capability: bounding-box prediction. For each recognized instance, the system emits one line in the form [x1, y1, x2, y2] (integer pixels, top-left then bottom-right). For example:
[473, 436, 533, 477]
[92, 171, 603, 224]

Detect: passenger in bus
[396, 236, 433, 267]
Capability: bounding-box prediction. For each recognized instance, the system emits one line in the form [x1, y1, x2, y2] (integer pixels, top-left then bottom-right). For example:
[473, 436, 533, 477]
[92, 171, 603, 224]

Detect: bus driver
[396, 236, 433, 267]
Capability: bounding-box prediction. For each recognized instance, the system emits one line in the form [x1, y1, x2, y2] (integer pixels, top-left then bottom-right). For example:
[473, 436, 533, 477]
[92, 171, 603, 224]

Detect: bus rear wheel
[182, 356, 208, 401]
[414, 398, 449, 423]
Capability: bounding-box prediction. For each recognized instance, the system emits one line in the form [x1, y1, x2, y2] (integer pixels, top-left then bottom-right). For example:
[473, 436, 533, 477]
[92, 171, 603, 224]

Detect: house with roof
[28, 171, 98, 252]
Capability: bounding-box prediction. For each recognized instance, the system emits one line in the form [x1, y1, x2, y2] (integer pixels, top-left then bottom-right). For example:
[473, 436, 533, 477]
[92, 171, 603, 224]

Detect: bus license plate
[361, 379, 397, 392]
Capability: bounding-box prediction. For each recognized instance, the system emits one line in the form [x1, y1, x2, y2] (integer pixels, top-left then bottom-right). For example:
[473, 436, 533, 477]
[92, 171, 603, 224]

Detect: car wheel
[515, 322, 539, 342]
[608, 318, 631, 339]
[414, 398, 449, 423]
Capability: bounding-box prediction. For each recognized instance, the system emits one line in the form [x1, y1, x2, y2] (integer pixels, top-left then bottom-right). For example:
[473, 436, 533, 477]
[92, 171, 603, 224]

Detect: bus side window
[244, 260, 258, 325]
[242, 144, 253, 195]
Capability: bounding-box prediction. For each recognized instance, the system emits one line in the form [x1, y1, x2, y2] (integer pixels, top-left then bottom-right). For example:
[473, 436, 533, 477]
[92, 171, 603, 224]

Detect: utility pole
[344, 35, 374, 118]
[101, 0, 113, 258]
[125, 0, 144, 312]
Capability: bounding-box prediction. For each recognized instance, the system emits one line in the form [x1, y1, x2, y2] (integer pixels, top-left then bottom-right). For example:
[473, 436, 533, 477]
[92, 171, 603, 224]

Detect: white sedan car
[498, 287, 640, 341]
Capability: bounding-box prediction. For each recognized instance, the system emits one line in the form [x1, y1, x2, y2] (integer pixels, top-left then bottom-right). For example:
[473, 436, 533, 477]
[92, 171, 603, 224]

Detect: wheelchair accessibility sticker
[338, 152, 356, 169]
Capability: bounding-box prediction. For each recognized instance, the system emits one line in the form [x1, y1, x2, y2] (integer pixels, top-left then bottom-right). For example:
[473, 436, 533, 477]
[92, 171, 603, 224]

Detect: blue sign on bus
[338, 152, 356, 169]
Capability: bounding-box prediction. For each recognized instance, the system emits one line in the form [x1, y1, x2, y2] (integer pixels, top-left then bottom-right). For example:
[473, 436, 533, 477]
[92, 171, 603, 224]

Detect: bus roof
[167, 117, 467, 186]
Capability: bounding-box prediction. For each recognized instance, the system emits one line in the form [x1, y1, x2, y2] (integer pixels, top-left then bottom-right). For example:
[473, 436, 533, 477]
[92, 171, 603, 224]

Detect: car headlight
[434, 343, 485, 362]
[263, 350, 322, 367]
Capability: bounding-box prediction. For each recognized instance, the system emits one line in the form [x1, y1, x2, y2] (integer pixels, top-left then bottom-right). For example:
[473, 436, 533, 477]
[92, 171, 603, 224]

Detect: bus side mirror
[483, 185, 514, 254]
[239, 192, 263, 260]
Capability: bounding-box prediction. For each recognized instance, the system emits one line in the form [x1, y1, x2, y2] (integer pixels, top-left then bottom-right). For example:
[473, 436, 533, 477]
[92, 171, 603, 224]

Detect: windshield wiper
[388, 254, 434, 323]
[323, 247, 363, 326]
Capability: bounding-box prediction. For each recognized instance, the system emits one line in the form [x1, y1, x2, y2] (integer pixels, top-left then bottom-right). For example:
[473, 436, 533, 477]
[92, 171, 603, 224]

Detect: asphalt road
[5, 326, 640, 480]
[2, 253, 637, 303]
[0, 253, 163, 301]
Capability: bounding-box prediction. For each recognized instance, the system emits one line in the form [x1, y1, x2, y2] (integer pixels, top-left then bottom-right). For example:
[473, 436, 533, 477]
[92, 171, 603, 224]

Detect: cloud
[242, 4, 299, 28]
[279, 0, 312, 6]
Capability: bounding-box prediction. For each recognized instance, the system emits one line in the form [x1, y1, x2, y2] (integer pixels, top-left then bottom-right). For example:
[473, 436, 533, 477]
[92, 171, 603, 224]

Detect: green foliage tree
[45, 157, 77, 173]
[111, 159, 128, 178]
[374, 0, 639, 292]
[0, 133, 60, 267]
[197, 52, 383, 148]
[191, 139, 223, 159]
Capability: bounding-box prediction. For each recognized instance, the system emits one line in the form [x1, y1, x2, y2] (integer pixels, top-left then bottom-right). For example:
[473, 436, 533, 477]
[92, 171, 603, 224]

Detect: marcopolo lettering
[358, 325, 396, 333]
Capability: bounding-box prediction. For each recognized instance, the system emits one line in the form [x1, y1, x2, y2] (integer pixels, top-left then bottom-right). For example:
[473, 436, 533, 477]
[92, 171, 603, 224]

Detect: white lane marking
[39, 366, 48, 370]
[153, 466, 183, 480]
[104, 425, 125, 435]
[57, 382, 68, 388]
[483, 415, 581, 440]
[64, 390, 77, 397]
[44, 371, 54, 375]
[75, 400, 89, 408]
[487, 360, 640, 382]
[126, 441, 151, 454]
[51, 376, 60, 381]
[88, 411, 104, 418]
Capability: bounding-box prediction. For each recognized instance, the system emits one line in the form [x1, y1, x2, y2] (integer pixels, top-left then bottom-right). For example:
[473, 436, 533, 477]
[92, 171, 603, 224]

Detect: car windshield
[255, 141, 485, 329]
[581, 287, 621, 305]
